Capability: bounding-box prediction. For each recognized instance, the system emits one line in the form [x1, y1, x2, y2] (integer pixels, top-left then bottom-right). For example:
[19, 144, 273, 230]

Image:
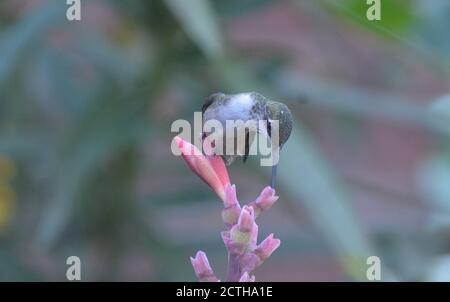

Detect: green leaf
[35, 97, 152, 249]
[324, 0, 416, 37]
[0, 1, 66, 86]
[164, 0, 224, 59]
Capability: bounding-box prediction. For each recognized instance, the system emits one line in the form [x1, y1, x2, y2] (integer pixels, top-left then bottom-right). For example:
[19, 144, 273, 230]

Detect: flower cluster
[174, 136, 280, 282]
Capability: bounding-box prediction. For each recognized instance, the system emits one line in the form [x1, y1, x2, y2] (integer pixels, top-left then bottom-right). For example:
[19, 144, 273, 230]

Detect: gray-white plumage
[201, 92, 293, 188]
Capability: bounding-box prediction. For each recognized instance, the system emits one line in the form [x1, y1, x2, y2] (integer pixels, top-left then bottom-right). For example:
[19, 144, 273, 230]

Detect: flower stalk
[174, 136, 281, 282]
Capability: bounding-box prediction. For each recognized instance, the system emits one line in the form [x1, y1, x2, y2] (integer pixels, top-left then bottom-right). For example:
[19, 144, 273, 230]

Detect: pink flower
[190, 251, 219, 282]
[255, 233, 280, 261]
[225, 206, 259, 254]
[240, 234, 281, 273]
[222, 184, 241, 228]
[249, 186, 279, 217]
[237, 206, 255, 233]
[173, 136, 230, 201]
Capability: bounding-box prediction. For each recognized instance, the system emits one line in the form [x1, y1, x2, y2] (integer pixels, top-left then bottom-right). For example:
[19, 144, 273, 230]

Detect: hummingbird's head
[206, 92, 226, 104]
[266, 101, 293, 149]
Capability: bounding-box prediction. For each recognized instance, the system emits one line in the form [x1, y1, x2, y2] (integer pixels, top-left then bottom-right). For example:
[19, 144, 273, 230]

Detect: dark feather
[266, 119, 272, 138]
[243, 130, 250, 163]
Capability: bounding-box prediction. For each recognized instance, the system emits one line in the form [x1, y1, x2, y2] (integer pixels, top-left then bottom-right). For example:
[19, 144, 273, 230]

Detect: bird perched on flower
[201, 92, 292, 188]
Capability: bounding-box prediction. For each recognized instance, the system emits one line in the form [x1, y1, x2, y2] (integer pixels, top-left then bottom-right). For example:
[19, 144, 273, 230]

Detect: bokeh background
[1, 0, 450, 281]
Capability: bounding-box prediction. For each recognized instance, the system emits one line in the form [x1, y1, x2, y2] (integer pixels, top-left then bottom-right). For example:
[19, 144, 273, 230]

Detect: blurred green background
[1, 0, 450, 281]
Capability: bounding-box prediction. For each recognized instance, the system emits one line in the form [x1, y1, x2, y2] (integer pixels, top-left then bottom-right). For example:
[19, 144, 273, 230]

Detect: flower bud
[250, 186, 279, 217]
[237, 206, 254, 233]
[174, 136, 230, 202]
[228, 207, 259, 254]
[190, 251, 219, 282]
[255, 233, 280, 261]
[221, 184, 241, 227]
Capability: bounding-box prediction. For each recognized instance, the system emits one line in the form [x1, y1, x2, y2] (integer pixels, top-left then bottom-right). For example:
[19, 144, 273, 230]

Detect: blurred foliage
[1, 0, 450, 281]
[333, 0, 416, 34]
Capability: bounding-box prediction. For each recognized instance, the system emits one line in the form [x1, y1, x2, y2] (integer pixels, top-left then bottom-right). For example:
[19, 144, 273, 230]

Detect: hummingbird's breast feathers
[201, 92, 270, 165]
[202, 92, 263, 124]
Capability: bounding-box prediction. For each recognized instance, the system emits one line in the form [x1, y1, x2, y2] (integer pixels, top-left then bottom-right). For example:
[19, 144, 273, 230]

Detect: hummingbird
[201, 92, 293, 189]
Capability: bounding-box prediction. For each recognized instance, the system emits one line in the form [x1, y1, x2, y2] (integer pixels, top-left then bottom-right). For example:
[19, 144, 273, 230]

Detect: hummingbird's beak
[271, 164, 277, 189]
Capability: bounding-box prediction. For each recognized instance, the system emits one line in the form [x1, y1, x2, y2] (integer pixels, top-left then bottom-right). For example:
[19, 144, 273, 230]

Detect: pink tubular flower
[222, 185, 241, 228]
[227, 206, 259, 254]
[240, 234, 281, 273]
[255, 233, 281, 261]
[174, 136, 230, 201]
[190, 251, 219, 282]
[249, 186, 279, 217]
[237, 206, 255, 233]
